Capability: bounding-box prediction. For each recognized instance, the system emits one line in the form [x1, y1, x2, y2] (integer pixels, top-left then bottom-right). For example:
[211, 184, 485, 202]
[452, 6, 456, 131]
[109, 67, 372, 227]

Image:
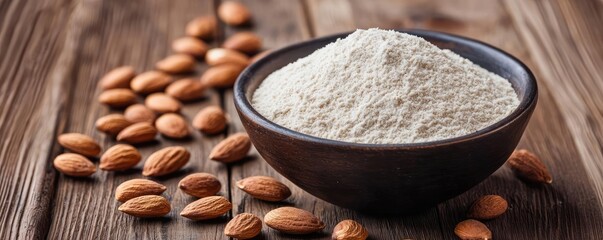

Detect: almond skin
[264, 207, 325, 234]
[145, 93, 182, 114]
[507, 149, 553, 184]
[115, 179, 167, 202]
[165, 78, 206, 101]
[95, 114, 132, 135]
[209, 133, 251, 163]
[454, 219, 492, 240]
[236, 176, 291, 202]
[224, 213, 262, 239]
[332, 220, 369, 240]
[205, 48, 250, 67]
[218, 1, 251, 26]
[116, 122, 158, 144]
[155, 54, 196, 74]
[99, 66, 136, 90]
[467, 195, 508, 220]
[124, 104, 156, 124]
[130, 71, 173, 94]
[100, 144, 141, 171]
[200, 64, 245, 88]
[155, 113, 189, 139]
[223, 32, 262, 54]
[179, 173, 221, 198]
[118, 195, 171, 218]
[143, 146, 190, 177]
[53, 153, 96, 177]
[172, 37, 209, 57]
[180, 196, 232, 220]
[98, 88, 137, 108]
[192, 106, 227, 134]
[186, 16, 216, 40]
[250, 50, 271, 63]
[57, 133, 101, 157]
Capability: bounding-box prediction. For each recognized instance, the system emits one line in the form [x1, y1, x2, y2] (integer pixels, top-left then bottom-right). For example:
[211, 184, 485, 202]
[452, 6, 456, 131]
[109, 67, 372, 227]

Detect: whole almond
[115, 179, 167, 202]
[224, 213, 262, 239]
[454, 219, 492, 240]
[100, 144, 141, 171]
[172, 37, 209, 57]
[236, 176, 291, 202]
[223, 32, 262, 54]
[180, 196, 232, 220]
[192, 106, 227, 134]
[179, 172, 221, 198]
[98, 88, 137, 108]
[143, 146, 190, 177]
[155, 54, 196, 74]
[58, 133, 101, 157]
[130, 71, 173, 94]
[124, 104, 156, 124]
[507, 149, 553, 184]
[250, 50, 271, 63]
[467, 195, 508, 220]
[155, 113, 189, 139]
[209, 133, 251, 163]
[264, 207, 325, 234]
[205, 48, 250, 67]
[116, 122, 157, 144]
[200, 64, 245, 88]
[332, 220, 369, 240]
[118, 195, 171, 218]
[145, 93, 182, 113]
[95, 114, 132, 135]
[186, 16, 216, 40]
[218, 1, 251, 26]
[165, 78, 206, 101]
[53, 153, 96, 177]
[99, 66, 136, 90]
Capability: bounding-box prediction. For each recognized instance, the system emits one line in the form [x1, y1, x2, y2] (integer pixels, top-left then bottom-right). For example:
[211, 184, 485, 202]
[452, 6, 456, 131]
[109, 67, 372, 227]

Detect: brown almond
[100, 144, 141, 171]
[98, 88, 137, 108]
[236, 176, 291, 202]
[118, 195, 171, 218]
[155, 54, 196, 74]
[116, 122, 157, 144]
[205, 48, 250, 67]
[180, 196, 232, 220]
[115, 179, 167, 202]
[507, 149, 553, 184]
[332, 220, 369, 240]
[172, 37, 209, 57]
[186, 16, 216, 40]
[124, 104, 156, 124]
[142, 146, 190, 177]
[192, 106, 227, 134]
[200, 64, 245, 88]
[130, 71, 173, 94]
[223, 32, 262, 54]
[155, 113, 189, 139]
[467, 195, 508, 220]
[53, 153, 96, 177]
[250, 50, 271, 63]
[454, 219, 492, 240]
[165, 78, 206, 101]
[224, 213, 262, 239]
[145, 93, 182, 114]
[264, 207, 325, 234]
[58, 133, 101, 157]
[209, 133, 251, 163]
[99, 66, 136, 90]
[95, 114, 132, 135]
[178, 172, 221, 198]
[218, 1, 251, 26]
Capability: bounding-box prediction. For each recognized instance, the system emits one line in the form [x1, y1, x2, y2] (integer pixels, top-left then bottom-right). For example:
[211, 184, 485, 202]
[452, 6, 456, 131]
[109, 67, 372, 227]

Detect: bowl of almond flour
[234, 29, 537, 213]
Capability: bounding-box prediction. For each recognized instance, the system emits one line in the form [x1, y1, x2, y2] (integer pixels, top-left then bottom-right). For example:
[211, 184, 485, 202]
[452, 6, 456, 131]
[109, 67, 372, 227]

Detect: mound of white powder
[252, 29, 520, 144]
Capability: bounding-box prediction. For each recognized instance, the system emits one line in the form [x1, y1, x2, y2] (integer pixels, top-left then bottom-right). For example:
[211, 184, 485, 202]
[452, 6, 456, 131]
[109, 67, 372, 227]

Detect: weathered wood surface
[0, 0, 602, 239]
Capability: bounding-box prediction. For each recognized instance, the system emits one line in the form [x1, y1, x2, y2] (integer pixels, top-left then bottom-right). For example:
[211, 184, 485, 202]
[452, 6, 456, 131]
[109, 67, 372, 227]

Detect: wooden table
[1, 0, 602, 239]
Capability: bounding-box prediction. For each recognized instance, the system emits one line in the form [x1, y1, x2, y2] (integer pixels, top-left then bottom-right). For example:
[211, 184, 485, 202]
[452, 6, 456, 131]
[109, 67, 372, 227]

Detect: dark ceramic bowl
[234, 29, 538, 214]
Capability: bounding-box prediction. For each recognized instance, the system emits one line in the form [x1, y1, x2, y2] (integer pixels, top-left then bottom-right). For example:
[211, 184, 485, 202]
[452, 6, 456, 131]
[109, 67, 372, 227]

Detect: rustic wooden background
[1, 0, 602, 239]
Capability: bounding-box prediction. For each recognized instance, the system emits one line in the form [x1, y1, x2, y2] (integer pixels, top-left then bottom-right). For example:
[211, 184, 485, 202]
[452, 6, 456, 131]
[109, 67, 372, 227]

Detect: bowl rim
[234, 29, 538, 149]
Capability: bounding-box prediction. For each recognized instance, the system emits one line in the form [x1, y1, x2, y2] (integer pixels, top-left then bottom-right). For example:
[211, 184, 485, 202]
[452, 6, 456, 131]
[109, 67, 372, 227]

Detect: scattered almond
[180, 196, 232, 220]
[124, 104, 156, 124]
[98, 88, 137, 108]
[172, 37, 209, 57]
[179, 172, 221, 198]
[264, 207, 325, 234]
[186, 16, 216, 40]
[467, 195, 508, 220]
[192, 106, 227, 134]
[250, 50, 271, 63]
[507, 149, 553, 184]
[209, 133, 251, 163]
[155, 113, 189, 139]
[99, 66, 136, 90]
[145, 93, 182, 113]
[224, 213, 262, 239]
[130, 71, 173, 94]
[236, 176, 291, 202]
[454, 219, 492, 240]
[95, 114, 132, 135]
[57, 133, 101, 157]
[223, 32, 262, 54]
[116, 122, 158, 144]
[332, 220, 369, 240]
[118, 195, 171, 218]
[165, 78, 206, 101]
[218, 1, 251, 26]
[100, 144, 141, 171]
[115, 179, 167, 202]
[155, 54, 196, 74]
[142, 146, 190, 177]
[200, 64, 245, 88]
[205, 48, 250, 67]
[53, 153, 96, 177]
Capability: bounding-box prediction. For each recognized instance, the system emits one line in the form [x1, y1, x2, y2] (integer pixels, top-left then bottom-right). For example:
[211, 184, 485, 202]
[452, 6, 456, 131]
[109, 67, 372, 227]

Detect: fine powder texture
[252, 29, 520, 144]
